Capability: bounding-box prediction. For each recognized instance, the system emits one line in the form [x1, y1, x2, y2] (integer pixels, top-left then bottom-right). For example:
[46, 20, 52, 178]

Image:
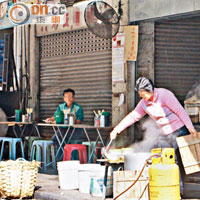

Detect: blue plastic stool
[12, 138, 25, 160]
[30, 140, 56, 171]
[0, 137, 12, 160]
[0, 137, 25, 160]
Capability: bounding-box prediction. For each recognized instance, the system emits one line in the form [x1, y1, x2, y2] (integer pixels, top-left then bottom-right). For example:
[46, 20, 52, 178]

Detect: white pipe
[16, 25, 22, 89]
[13, 26, 17, 91]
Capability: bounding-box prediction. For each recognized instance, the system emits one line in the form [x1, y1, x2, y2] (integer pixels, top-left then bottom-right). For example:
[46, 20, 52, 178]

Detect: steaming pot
[124, 153, 151, 170]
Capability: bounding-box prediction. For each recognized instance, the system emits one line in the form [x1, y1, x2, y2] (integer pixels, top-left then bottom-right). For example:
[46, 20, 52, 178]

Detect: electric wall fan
[84, 0, 122, 39]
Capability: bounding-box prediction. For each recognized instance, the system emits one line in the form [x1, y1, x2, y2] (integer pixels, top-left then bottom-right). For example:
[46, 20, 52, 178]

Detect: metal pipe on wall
[21, 24, 31, 112]
[16, 25, 22, 109]
[16, 25, 22, 89]
[13, 26, 17, 91]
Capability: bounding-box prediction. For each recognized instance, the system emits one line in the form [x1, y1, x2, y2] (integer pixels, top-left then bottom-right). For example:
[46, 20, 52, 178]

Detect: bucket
[55, 111, 64, 124]
[124, 153, 151, 171]
[57, 161, 80, 190]
[78, 164, 105, 194]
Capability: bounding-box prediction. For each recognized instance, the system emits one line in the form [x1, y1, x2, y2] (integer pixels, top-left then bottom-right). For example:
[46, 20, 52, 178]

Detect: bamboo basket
[0, 159, 40, 199]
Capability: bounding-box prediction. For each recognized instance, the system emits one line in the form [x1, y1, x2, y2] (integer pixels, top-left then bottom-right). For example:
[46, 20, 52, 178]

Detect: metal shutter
[39, 28, 112, 125]
[155, 17, 200, 104]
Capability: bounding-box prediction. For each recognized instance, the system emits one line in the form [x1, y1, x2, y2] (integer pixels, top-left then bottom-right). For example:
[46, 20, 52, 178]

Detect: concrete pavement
[34, 173, 104, 200]
[34, 173, 200, 200]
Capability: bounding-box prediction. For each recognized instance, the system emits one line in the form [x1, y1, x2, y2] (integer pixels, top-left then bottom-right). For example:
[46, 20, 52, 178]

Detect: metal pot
[124, 152, 151, 171]
[101, 147, 122, 161]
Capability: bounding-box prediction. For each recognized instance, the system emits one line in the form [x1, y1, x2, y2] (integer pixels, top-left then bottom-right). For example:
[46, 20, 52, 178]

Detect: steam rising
[185, 81, 200, 99]
[133, 117, 174, 152]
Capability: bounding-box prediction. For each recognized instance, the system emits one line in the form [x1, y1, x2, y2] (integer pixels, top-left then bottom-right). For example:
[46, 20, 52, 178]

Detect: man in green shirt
[45, 88, 84, 123]
[45, 89, 84, 160]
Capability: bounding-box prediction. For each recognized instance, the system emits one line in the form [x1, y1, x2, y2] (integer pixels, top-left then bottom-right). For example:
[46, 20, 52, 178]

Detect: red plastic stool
[63, 144, 87, 164]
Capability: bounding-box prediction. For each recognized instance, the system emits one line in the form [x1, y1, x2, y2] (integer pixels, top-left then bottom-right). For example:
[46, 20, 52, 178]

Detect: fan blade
[93, 2, 118, 24]
[93, 2, 107, 22]
[102, 8, 116, 21]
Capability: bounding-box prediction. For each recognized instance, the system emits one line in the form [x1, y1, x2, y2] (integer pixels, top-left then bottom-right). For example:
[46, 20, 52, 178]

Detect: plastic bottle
[69, 114, 74, 126]
[100, 115, 105, 127]
[64, 113, 69, 124]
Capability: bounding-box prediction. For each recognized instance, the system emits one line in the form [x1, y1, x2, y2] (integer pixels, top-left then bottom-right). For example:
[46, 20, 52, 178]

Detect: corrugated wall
[39, 28, 112, 127]
[155, 17, 200, 104]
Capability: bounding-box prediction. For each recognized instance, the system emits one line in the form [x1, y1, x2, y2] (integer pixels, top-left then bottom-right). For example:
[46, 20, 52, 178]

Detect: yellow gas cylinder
[151, 148, 162, 164]
[149, 148, 180, 200]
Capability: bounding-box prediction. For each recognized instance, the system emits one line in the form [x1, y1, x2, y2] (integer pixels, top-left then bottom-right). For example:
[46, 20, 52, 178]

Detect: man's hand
[110, 129, 118, 140]
[189, 128, 199, 137]
[44, 117, 54, 123]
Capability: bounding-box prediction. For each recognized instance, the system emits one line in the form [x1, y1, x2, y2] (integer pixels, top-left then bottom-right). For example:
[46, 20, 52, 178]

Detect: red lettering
[73, 8, 80, 25]
[52, 23, 58, 30]
[63, 13, 69, 28]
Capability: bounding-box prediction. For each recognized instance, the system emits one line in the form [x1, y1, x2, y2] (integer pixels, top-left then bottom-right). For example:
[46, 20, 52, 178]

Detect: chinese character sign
[36, 6, 86, 36]
[124, 25, 139, 61]
[112, 33, 125, 82]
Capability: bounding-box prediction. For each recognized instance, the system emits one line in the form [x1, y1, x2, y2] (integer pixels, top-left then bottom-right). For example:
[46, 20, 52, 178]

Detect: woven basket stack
[0, 159, 40, 199]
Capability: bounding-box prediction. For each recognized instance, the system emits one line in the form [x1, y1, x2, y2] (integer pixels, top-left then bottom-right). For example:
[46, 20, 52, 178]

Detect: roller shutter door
[155, 17, 200, 104]
[39, 28, 112, 128]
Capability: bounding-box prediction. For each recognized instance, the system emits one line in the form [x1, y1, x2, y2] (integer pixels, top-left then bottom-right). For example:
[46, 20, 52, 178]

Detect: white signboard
[112, 33, 125, 82]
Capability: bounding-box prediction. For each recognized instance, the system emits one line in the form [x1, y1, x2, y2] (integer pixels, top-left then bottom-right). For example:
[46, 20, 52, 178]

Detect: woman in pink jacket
[110, 77, 198, 196]
[110, 77, 198, 139]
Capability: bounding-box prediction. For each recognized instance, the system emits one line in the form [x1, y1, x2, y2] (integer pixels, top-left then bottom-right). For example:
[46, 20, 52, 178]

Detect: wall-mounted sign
[124, 25, 138, 61]
[36, 6, 87, 36]
[112, 33, 125, 83]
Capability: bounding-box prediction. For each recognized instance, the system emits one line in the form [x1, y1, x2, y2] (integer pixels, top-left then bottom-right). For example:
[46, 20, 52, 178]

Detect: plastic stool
[24, 136, 42, 160]
[63, 144, 87, 164]
[82, 141, 96, 163]
[30, 140, 56, 171]
[70, 140, 83, 160]
[11, 138, 25, 160]
[0, 137, 25, 160]
[0, 137, 12, 160]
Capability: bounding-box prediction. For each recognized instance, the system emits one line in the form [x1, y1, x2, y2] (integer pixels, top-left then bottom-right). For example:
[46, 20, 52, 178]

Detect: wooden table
[0, 121, 41, 138]
[37, 123, 113, 161]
